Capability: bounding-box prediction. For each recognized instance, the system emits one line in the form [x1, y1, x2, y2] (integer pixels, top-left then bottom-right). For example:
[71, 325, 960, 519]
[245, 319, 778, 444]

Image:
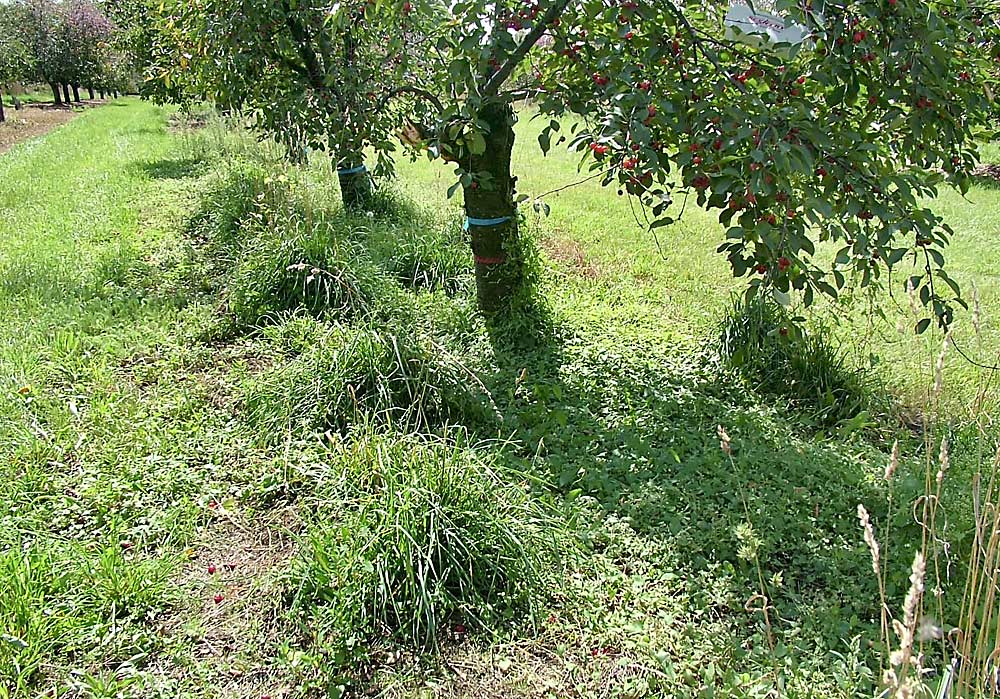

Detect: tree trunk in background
[462, 101, 524, 314]
[0, 92, 5, 124]
[51, 82, 62, 105]
[336, 158, 373, 211]
[72, 85, 81, 103]
[99, 89, 105, 99]
[12, 94, 21, 110]
[87, 87, 94, 100]
[62, 84, 72, 105]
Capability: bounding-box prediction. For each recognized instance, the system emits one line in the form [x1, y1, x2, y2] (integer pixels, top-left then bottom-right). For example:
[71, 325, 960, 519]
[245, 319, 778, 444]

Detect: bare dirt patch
[0, 101, 105, 155]
[149, 508, 300, 697]
[541, 235, 603, 279]
[972, 163, 1000, 183]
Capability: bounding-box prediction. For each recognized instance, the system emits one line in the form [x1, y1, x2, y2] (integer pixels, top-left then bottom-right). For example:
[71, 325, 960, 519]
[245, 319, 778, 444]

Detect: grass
[0, 99, 997, 698]
[1, 85, 58, 107]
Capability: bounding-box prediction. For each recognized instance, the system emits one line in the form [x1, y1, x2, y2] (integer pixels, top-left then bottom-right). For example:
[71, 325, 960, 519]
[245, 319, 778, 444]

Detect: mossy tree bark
[72, 85, 81, 103]
[61, 84, 72, 105]
[462, 101, 523, 314]
[50, 82, 62, 106]
[87, 87, 94, 100]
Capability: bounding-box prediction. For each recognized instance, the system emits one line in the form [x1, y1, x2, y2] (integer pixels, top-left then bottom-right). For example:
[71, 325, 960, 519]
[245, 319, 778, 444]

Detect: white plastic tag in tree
[724, 3, 811, 48]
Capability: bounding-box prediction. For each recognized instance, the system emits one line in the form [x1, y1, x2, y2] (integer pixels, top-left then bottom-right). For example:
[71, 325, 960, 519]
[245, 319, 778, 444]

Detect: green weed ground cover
[0, 100, 995, 698]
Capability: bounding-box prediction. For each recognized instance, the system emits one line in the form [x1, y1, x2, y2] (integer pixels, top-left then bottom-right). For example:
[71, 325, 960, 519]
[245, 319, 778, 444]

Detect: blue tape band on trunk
[464, 216, 512, 230]
[337, 165, 367, 175]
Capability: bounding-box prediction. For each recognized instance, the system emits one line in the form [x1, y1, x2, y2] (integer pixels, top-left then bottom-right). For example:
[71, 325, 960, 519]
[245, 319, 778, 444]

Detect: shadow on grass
[130, 156, 205, 180]
[483, 316, 896, 645]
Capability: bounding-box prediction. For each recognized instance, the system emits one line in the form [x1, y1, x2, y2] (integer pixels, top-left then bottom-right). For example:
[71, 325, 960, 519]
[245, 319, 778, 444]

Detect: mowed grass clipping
[1, 100, 998, 699]
[0, 100, 232, 694]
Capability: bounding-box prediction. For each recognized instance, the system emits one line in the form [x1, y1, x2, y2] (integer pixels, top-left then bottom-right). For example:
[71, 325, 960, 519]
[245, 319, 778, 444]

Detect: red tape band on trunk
[474, 255, 506, 265]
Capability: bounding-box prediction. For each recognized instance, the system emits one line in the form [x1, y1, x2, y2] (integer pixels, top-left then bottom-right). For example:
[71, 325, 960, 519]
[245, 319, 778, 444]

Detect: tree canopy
[147, 0, 1000, 323]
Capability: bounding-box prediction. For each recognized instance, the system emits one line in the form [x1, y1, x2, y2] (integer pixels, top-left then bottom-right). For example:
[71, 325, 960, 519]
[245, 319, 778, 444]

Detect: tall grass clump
[225, 224, 391, 328]
[286, 432, 565, 651]
[860, 300, 1000, 698]
[243, 322, 491, 439]
[718, 293, 883, 427]
[185, 160, 409, 330]
[368, 209, 471, 295]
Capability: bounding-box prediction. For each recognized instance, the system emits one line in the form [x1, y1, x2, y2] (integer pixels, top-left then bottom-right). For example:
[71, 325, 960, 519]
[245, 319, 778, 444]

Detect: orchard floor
[0, 98, 107, 155]
[0, 100, 997, 699]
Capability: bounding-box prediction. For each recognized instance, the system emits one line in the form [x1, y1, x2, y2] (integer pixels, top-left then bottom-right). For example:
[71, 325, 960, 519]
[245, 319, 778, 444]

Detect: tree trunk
[72, 85, 81, 103]
[62, 84, 72, 105]
[51, 82, 63, 105]
[99, 89, 105, 99]
[12, 94, 21, 110]
[462, 101, 524, 314]
[87, 87, 94, 100]
[336, 159, 372, 211]
[0, 91, 5, 124]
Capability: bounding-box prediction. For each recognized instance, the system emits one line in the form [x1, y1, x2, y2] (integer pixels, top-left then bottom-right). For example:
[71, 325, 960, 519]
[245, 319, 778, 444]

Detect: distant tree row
[0, 0, 135, 121]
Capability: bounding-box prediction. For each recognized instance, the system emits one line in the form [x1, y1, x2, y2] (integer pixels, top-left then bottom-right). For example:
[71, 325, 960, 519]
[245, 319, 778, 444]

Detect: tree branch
[481, 0, 571, 97]
[280, 0, 325, 89]
[378, 85, 445, 112]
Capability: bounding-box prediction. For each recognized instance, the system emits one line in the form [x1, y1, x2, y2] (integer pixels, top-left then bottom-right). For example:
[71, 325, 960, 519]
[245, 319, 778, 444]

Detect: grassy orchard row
[147, 0, 997, 327]
[5, 99, 999, 697]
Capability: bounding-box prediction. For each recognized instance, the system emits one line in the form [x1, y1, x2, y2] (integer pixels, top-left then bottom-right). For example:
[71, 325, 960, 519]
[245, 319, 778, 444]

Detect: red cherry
[796, 75, 806, 85]
[402, 1, 412, 13]
[454, 624, 467, 634]
[713, 139, 723, 151]
[692, 155, 702, 165]
[208, 564, 217, 574]
[639, 80, 652, 91]
[214, 594, 224, 604]
[778, 256, 791, 271]
[853, 30, 866, 43]
[766, 214, 777, 225]
[756, 264, 768, 274]
[786, 209, 796, 219]
[647, 104, 657, 117]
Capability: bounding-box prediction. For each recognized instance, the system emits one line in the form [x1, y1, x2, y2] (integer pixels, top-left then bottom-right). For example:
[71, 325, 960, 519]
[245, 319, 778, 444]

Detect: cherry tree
[148, 0, 413, 210]
[147, 0, 996, 321]
[63, 0, 115, 101]
[0, 3, 33, 121]
[17, 0, 115, 105]
[385, 0, 995, 321]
